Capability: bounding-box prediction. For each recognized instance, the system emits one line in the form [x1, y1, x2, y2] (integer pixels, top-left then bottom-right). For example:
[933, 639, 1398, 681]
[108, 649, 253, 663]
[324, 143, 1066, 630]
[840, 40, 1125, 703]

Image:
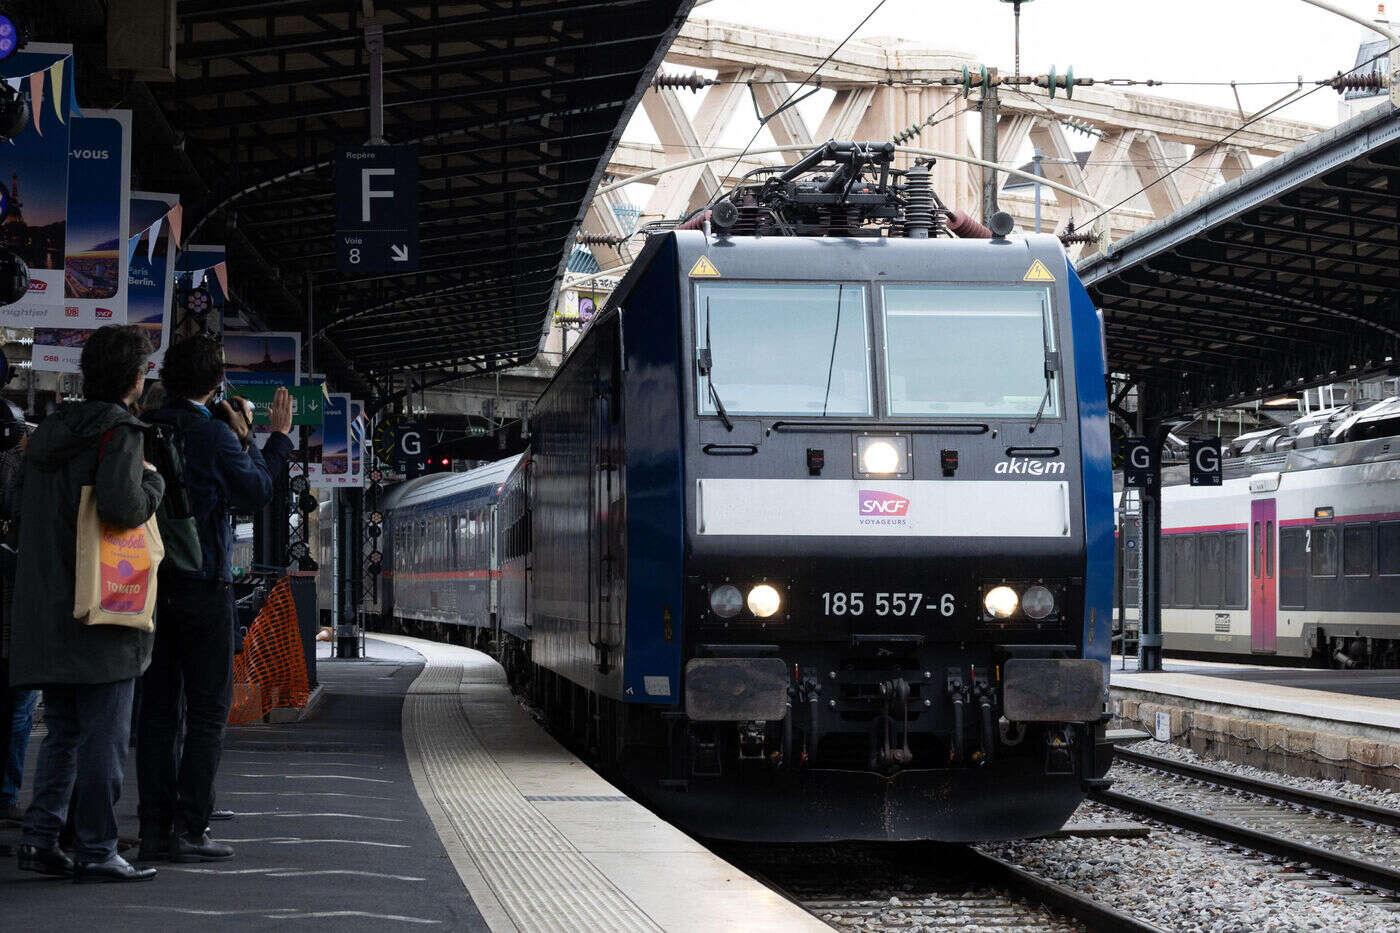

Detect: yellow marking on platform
[1023, 259, 1056, 282]
[689, 255, 720, 277]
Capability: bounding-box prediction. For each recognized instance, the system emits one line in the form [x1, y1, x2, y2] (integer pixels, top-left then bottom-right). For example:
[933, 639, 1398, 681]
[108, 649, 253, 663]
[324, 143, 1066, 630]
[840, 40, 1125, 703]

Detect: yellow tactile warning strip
[383, 635, 659, 932]
[376, 634, 828, 933]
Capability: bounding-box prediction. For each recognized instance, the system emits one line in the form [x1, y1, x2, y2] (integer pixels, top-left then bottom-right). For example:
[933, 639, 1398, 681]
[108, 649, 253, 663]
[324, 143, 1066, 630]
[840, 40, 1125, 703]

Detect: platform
[1108, 657, 1400, 791]
[1, 636, 824, 932]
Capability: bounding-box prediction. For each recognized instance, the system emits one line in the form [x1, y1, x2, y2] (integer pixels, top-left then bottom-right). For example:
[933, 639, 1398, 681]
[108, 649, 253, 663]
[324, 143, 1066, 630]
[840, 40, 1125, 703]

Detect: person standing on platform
[0, 425, 35, 825]
[10, 326, 166, 883]
[137, 335, 293, 863]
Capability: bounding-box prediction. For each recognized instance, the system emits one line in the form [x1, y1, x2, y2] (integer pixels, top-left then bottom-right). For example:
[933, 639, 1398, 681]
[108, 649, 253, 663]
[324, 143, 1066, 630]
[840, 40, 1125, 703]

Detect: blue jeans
[1, 687, 37, 806]
[22, 679, 136, 863]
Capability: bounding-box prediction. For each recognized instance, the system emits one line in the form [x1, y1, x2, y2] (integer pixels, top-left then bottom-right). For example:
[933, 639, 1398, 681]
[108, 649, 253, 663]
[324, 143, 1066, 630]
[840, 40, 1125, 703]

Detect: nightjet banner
[126, 192, 179, 373]
[35, 188, 170, 375]
[33, 110, 134, 372]
[320, 394, 351, 487]
[223, 331, 301, 388]
[0, 45, 77, 327]
[349, 400, 364, 485]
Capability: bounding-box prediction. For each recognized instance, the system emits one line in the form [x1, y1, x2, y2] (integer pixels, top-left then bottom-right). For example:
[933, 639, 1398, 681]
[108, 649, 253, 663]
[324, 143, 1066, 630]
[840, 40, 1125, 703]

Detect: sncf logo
[95, 308, 113, 319]
[859, 490, 910, 517]
[28, 281, 46, 291]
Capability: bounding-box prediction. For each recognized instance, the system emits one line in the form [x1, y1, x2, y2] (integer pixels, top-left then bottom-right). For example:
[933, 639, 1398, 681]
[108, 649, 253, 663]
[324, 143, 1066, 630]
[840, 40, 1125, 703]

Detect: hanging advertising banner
[223, 330, 301, 388]
[0, 45, 78, 327]
[126, 191, 179, 373]
[321, 394, 351, 487]
[349, 400, 364, 486]
[35, 184, 168, 375]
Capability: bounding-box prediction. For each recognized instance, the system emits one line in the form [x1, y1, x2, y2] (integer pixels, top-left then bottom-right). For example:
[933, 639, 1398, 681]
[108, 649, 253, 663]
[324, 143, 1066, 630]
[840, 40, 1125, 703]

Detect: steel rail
[964, 847, 1170, 933]
[1115, 747, 1400, 829]
[1091, 788, 1400, 894]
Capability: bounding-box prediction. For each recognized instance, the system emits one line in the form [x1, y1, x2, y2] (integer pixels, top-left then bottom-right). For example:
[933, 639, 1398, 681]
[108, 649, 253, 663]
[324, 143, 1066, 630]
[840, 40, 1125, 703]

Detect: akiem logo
[859, 490, 910, 525]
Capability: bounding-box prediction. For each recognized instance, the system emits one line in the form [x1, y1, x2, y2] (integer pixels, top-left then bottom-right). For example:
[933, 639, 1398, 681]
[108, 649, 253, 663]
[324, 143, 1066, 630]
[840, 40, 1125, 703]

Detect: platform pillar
[1137, 383, 1167, 673]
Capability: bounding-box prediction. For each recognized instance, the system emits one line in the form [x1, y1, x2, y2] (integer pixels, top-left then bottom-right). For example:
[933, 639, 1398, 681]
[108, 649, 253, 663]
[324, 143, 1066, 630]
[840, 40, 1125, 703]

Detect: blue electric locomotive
[377, 141, 1115, 842]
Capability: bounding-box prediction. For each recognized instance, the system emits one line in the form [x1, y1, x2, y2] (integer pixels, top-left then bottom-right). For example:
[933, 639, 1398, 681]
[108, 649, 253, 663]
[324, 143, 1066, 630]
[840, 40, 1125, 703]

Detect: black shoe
[209, 808, 235, 821]
[18, 843, 75, 877]
[170, 831, 234, 862]
[73, 854, 156, 883]
[137, 835, 171, 861]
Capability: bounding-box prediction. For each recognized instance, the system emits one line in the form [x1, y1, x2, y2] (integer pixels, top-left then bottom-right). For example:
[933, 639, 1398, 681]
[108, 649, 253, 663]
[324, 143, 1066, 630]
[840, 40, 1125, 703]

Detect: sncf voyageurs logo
[859, 490, 910, 525]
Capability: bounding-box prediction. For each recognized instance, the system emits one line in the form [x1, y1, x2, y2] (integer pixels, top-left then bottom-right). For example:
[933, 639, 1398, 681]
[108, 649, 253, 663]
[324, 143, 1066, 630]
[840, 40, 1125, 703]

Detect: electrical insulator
[891, 123, 922, 145]
[1043, 66, 1075, 100]
[576, 232, 625, 247]
[1061, 116, 1103, 138]
[1329, 72, 1389, 92]
[652, 72, 715, 93]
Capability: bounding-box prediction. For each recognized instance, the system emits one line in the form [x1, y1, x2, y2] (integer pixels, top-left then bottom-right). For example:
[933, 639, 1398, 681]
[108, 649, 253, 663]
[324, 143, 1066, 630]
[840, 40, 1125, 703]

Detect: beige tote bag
[72, 485, 165, 631]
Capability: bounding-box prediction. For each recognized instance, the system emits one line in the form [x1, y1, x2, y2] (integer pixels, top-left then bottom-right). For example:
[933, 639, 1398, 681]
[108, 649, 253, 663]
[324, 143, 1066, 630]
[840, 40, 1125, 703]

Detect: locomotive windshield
[881, 285, 1059, 419]
[695, 281, 871, 416]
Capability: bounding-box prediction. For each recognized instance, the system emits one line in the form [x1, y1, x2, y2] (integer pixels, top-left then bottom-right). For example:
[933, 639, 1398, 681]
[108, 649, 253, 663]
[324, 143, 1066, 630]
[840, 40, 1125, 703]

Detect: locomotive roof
[382, 454, 525, 511]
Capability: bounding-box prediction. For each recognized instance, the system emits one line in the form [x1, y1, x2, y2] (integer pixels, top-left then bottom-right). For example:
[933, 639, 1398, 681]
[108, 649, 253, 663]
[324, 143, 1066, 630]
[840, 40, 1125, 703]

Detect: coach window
[1279, 527, 1307, 608]
[1173, 535, 1197, 608]
[1311, 525, 1339, 577]
[1344, 524, 1373, 577]
[1198, 533, 1224, 608]
[1161, 536, 1175, 607]
[1380, 522, 1400, 575]
[1224, 531, 1248, 608]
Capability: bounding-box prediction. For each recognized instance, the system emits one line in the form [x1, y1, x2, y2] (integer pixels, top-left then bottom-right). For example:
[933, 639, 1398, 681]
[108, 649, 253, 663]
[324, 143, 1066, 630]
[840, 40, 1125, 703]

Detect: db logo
[95, 308, 113, 319]
[64, 307, 78, 317]
[859, 490, 910, 517]
[42, 355, 58, 362]
[29, 281, 46, 291]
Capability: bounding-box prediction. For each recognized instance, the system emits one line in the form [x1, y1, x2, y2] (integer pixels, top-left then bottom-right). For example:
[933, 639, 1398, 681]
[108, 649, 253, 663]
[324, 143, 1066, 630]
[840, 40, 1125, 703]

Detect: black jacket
[8, 401, 165, 687]
[146, 400, 293, 582]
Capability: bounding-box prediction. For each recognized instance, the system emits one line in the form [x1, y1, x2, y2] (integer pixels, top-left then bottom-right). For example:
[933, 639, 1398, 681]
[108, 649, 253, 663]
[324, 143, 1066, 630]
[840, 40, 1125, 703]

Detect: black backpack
[145, 421, 203, 574]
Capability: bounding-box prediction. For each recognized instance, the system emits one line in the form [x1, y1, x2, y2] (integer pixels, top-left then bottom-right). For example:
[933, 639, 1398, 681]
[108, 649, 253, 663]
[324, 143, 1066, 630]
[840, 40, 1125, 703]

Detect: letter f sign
[361, 168, 395, 221]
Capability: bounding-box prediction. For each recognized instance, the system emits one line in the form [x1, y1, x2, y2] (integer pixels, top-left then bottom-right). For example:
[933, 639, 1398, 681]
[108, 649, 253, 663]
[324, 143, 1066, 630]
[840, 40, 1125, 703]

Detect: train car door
[1250, 498, 1277, 652]
[588, 342, 625, 672]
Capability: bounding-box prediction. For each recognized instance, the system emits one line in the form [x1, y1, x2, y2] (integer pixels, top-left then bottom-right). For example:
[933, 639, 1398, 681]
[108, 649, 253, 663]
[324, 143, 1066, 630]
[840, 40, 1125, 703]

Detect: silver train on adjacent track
[1119, 399, 1400, 668]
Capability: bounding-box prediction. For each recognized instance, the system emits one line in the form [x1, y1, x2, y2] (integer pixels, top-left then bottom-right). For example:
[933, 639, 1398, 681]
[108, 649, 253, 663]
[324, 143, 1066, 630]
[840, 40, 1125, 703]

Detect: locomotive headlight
[1022, 584, 1056, 620]
[709, 584, 743, 619]
[983, 585, 1019, 619]
[856, 435, 908, 476]
[747, 584, 781, 618]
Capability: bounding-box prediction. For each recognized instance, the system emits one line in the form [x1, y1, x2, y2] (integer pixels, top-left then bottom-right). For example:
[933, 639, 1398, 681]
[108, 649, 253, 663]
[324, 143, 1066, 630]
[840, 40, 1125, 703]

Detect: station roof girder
[1077, 101, 1400, 418]
[142, 0, 694, 394]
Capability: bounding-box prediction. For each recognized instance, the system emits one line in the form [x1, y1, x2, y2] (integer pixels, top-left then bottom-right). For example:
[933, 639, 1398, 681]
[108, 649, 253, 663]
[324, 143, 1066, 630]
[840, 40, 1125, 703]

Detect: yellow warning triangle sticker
[1023, 259, 1057, 282]
[689, 255, 721, 278]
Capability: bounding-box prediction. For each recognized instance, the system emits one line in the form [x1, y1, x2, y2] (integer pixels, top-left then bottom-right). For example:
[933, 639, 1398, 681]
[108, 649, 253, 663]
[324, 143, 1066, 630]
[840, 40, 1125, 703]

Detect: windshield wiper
[820, 284, 844, 417]
[699, 301, 734, 431]
[1028, 307, 1058, 435]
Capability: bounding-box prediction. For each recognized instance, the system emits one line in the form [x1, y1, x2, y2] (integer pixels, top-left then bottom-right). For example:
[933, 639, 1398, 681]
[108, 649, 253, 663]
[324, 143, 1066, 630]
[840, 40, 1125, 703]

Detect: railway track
[721, 841, 1167, 932]
[1095, 748, 1400, 896]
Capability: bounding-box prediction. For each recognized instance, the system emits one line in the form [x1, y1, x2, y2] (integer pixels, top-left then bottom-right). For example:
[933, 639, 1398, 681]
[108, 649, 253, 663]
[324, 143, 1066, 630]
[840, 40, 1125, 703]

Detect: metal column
[1136, 385, 1166, 672]
[980, 69, 999, 226]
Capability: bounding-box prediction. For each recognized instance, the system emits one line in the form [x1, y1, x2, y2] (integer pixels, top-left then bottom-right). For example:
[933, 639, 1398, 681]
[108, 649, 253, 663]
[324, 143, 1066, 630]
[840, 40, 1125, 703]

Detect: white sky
[688, 0, 1385, 129]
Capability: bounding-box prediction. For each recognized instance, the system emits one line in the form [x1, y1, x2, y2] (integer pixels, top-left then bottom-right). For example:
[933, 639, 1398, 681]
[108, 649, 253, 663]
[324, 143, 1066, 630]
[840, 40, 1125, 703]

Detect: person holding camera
[136, 335, 293, 863]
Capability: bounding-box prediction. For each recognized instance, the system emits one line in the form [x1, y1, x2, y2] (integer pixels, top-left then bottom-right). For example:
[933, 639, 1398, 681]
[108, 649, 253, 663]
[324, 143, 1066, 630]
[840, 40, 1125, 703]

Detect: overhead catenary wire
[712, 0, 892, 203]
[1081, 38, 1400, 229]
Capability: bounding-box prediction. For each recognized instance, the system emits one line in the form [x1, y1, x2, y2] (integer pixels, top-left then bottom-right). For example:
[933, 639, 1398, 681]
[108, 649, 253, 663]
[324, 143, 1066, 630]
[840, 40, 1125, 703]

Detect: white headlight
[861, 440, 901, 474]
[983, 585, 1019, 619]
[747, 584, 781, 618]
[1022, 585, 1056, 620]
[709, 584, 743, 619]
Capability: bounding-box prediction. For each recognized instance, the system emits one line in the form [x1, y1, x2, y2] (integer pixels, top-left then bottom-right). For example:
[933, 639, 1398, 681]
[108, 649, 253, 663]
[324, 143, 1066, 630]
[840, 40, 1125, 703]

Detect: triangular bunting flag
[28, 70, 42, 136]
[167, 204, 182, 250]
[49, 59, 64, 125]
[66, 56, 81, 119]
[146, 217, 162, 262]
[212, 262, 229, 300]
[128, 233, 142, 265]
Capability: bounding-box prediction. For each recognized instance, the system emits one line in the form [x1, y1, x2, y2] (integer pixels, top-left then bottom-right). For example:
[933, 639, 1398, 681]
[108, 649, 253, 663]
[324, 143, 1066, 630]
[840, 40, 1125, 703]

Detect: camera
[0, 246, 29, 306]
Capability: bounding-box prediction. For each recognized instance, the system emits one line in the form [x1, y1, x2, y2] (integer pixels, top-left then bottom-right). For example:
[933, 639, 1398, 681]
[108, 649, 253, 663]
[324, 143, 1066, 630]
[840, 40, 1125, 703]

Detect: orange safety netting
[229, 576, 310, 724]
